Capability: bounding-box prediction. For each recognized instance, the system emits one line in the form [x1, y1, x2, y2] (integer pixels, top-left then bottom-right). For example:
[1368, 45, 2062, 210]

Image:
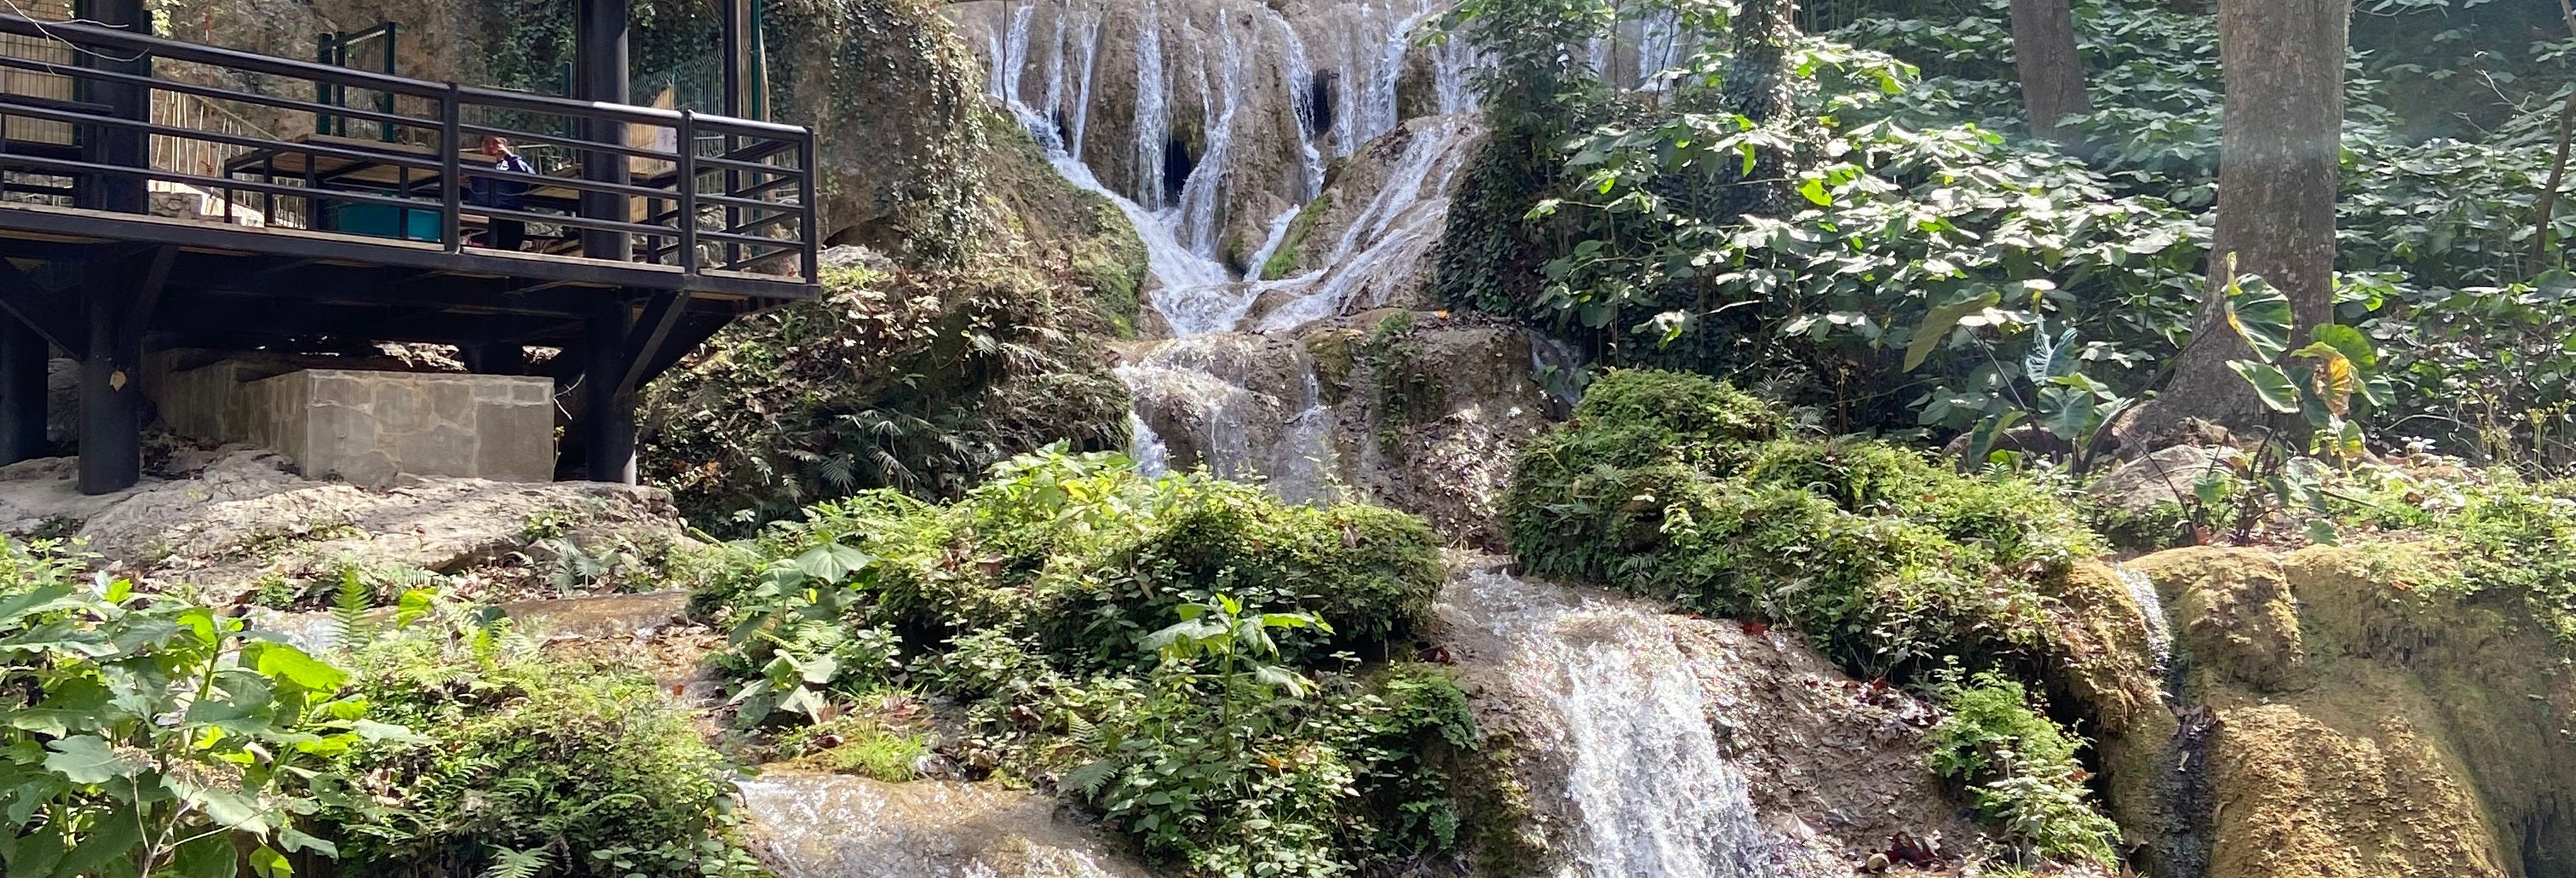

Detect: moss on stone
[2121, 542, 2576, 878]
[1264, 191, 1332, 280]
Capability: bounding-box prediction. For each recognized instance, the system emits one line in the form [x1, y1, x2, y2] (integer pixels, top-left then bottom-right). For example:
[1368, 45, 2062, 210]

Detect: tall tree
[2009, 0, 2091, 145]
[2129, 0, 2349, 441]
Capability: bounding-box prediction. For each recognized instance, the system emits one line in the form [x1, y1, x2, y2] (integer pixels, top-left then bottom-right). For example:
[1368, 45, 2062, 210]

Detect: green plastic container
[325, 203, 441, 242]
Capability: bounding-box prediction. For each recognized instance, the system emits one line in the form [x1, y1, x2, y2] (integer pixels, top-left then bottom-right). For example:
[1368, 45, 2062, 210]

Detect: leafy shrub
[697, 449, 1485, 876]
[1505, 370, 2105, 682]
[318, 601, 762, 878]
[1926, 674, 2119, 866]
[642, 258, 1135, 533]
[0, 540, 398, 877]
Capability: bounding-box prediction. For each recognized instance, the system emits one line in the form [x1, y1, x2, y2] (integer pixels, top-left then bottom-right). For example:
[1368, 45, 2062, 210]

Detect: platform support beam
[581, 298, 636, 485]
[80, 0, 152, 216]
[76, 287, 139, 495]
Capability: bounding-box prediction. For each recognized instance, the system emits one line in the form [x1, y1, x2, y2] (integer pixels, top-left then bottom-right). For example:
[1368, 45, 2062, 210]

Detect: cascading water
[742, 773, 1149, 878]
[958, 0, 1487, 494]
[1440, 568, 1825, 876]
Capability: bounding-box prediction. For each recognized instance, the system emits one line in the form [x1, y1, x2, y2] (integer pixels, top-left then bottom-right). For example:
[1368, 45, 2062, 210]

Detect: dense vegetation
[689, 450, 1512, 877]
[0, 550, 761, 878]
[1503, 369, 2125, 862]
[1440, 0, 2576, 469]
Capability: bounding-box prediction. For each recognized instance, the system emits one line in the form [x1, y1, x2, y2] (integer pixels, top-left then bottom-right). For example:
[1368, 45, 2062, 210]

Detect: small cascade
[1440, 569, 1810, 876]
[1253, 114, 1479, 332]
[741, 773, 1149, 878]
[2116, 562, 2174, 668]
[1116, 336, 1340, 502]
[1127, 411, 1172, 476]
[1134, 0, 1171, 212]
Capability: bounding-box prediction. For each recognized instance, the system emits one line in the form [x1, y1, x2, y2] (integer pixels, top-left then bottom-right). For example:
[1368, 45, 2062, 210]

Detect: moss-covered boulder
[2125, 542, 2576, 878]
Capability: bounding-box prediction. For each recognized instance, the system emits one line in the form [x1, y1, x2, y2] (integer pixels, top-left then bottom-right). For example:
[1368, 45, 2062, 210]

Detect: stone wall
[164, 364, 557, 485]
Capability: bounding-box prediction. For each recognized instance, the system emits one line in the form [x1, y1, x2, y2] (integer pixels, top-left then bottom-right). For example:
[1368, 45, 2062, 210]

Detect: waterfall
[958, 0, 1486, 497]
[1134, 1, 1170, 212]
[1128, 411, 1172, 476]
[1440, 569, 1800, 876]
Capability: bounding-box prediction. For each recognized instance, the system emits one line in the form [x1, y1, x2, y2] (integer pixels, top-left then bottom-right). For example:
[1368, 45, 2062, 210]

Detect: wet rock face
[1317, 315, 1555, 550]
[741, 772, 1150, 878]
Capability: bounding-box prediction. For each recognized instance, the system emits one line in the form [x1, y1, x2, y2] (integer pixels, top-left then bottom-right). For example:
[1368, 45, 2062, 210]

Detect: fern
[326, 568, 377, 651]
[479, 846, 549, 878]
[1061, 758, 1118, 797]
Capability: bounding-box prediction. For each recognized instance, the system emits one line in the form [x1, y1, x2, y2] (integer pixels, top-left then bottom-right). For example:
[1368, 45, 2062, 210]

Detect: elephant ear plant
[0, 539, 420, 878]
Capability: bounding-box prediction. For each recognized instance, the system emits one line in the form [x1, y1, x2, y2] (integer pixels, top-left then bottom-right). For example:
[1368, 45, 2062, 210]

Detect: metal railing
[0, 13, 819, 284]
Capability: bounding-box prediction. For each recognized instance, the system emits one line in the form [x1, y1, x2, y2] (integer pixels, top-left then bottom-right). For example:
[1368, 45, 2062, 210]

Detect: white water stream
[1440, 569, 1808, 876]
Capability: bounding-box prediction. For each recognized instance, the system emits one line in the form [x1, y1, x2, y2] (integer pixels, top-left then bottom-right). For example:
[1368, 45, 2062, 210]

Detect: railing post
[796, 132, 818, 282]
[440, 83, 461, 253]
[677, 110, 699, 274]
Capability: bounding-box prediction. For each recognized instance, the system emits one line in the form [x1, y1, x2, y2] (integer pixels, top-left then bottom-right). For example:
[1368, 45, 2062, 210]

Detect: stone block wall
[162, 364, 557, 486]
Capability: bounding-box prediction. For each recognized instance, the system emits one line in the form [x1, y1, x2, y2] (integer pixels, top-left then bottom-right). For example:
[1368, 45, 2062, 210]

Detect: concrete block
[182, 366, 559, 486]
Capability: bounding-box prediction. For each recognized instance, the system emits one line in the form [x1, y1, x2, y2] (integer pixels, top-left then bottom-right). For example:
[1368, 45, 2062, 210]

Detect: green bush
[319, 605, 762, 878]
[698, 449, 1483, 876]
[1926, 674, 2120, 866]
[1505, 370, 2105, 681]
[0, 540, 393, 877]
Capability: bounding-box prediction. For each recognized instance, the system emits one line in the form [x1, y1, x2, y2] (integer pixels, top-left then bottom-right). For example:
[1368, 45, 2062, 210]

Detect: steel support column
[581, 299, 636, 485]
[83, 0, 152, 215]
[77, 286, 138, 495]
[577, 0, 632, 262]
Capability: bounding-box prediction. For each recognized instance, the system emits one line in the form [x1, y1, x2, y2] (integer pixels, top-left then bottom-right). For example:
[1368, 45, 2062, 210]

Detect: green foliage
[1449, 0, 2576, 468]
[1926, 674, 2120, 866]
[696, 449, 1484, 875]
[643, 262, 1135, 532]
[1504, 370, 2105, 682]
[0, 538, 401, 877]
[317, 599, 762, 878]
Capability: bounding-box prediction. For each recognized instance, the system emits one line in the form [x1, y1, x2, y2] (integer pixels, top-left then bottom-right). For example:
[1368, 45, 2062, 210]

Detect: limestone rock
[0, 447, 684, 600]
[2087, 443, 2231, 516]
[2115, 543, 2576, 877]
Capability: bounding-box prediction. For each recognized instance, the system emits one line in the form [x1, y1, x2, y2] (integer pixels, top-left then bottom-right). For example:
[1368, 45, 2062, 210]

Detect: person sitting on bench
[467, 135, 534, 250]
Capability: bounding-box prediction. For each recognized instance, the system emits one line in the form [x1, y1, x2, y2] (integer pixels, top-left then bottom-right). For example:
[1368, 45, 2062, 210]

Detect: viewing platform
[0, 2, 817, 492]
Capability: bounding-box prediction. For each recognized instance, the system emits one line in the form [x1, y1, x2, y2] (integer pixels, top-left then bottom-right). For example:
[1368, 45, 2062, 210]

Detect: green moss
[1263, 192, 1332, 280]
[1504, 369, 2106, 683]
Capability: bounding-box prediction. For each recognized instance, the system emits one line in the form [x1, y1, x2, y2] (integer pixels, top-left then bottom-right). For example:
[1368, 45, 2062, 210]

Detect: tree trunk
[2127, 0, 2348, 445]
[1721, 0, 1800, 219]
[2010, 0, 2091, 145]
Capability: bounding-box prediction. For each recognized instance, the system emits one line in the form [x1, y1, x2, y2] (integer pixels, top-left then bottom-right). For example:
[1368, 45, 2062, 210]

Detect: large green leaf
[41, 736, 131, 785]
[0, 584, 78, 628]
[2224, 274, 2294, 362]
[2310, 323, 2377, 369]
[52, 812, 141, 878]
[2035, 385, 2098, 441]
[2228, 360, 2304, 414]
[1906, 290, 2002, 372]
[791, 543, 877, 586]
[249, 643, 348, 693]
